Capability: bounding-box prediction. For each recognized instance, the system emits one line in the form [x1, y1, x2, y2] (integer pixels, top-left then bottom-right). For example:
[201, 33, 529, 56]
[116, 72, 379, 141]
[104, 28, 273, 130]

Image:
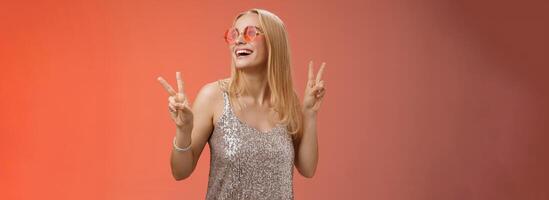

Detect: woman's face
[229, 13, 268, 69]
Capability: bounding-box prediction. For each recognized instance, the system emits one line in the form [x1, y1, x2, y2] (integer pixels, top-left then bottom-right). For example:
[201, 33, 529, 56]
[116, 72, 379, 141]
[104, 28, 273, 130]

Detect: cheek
[254, 38, 268, 58]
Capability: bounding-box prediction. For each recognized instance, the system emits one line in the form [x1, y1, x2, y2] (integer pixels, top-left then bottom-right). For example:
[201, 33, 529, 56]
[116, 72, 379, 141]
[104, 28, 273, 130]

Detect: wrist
[176, 124, 192, 133]
[173, 136, 192, 152]
[302, 109, 318, 119]
[176, 125, 192, 140]
[174, 127, 192, 149]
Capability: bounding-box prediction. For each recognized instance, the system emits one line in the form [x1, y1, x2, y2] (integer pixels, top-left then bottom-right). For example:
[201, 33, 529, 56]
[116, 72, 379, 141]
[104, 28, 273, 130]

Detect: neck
[238, 65, 270, 106]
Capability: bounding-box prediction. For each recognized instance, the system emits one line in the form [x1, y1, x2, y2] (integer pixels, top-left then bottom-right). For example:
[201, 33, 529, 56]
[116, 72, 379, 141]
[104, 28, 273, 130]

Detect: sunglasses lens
[244, 26, 258, 42]
[225, 28, 238, 44]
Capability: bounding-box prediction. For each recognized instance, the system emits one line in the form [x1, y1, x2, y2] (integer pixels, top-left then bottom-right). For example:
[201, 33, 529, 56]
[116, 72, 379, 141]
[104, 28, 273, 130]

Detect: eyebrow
[234, 26, 263, 32]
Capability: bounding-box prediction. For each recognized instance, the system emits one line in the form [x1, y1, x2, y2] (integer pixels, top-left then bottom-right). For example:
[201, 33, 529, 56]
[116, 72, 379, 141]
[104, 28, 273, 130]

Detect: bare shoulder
[194, 80, 225, 105]
[193, 78, 229, 124]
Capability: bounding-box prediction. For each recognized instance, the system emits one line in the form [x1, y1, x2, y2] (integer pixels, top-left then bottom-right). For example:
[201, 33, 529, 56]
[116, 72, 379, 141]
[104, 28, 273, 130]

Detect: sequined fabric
[206, 90, 295, 200]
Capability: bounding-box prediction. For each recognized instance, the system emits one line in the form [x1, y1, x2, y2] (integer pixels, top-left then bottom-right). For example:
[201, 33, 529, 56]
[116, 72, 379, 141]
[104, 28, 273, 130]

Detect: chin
[235, 62, 255, 69]
[234, 57, 261, 69]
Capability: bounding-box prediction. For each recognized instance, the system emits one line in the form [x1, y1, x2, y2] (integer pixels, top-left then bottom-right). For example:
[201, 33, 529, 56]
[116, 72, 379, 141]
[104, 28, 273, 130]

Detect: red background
[1, 0, 548, 199]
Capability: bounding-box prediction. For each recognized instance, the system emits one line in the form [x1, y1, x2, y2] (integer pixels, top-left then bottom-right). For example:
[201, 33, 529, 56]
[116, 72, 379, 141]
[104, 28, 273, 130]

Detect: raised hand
[303, 61, 326, 115]
[157, 72, 193, 128]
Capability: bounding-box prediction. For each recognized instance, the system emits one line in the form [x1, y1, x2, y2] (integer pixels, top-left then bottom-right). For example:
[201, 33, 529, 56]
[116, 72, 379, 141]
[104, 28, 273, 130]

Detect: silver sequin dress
[206, 89, 295, 200]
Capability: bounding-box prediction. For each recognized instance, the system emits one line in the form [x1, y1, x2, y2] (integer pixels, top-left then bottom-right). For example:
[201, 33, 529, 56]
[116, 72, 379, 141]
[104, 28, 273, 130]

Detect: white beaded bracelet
[173, 136, 192, 152]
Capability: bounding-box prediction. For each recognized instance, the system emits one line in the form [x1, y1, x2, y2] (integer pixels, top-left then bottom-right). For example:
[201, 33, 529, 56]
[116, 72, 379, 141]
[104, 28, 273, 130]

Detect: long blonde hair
[226, 8, 302, 140]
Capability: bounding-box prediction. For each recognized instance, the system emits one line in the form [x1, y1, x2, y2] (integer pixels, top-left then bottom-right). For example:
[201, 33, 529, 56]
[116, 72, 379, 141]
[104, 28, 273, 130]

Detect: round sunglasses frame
[224, 26, 264, 44]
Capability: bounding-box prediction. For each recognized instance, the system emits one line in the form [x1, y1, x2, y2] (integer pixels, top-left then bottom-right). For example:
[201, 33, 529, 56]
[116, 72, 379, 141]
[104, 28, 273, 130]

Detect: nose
[235, 32, 246, 45]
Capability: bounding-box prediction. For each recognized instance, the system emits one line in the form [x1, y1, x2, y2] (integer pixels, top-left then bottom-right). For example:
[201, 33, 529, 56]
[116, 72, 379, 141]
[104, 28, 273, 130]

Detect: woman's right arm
[158, 73, 219, 181]
[170, 82, 218, 180]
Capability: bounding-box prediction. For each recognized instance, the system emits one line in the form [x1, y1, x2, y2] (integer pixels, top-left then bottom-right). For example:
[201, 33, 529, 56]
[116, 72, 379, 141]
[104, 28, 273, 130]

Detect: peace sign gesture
[157, 72, 193, 128]
[303, 61, 326, 116]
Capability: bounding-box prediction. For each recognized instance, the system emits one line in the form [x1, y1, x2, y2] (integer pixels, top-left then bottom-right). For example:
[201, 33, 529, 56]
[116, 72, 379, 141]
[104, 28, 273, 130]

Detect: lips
[235, 48, 254, 57]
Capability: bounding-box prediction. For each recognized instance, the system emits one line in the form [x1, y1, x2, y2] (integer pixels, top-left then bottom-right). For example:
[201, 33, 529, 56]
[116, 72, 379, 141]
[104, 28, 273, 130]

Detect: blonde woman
[157, 8, 326, 199]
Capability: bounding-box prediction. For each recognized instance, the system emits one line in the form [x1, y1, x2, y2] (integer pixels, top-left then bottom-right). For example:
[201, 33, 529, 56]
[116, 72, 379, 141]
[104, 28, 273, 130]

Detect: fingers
[175, 93, 187, 104]
[169, 96, 189, 109]
[315, 62, 326, 84]
[316, 91, 325, 99]
[312, 80, 326, 98]
[308, 61, 326, 88]
[158, 71, 185, 96]
[317, 80, 325, 90]
[316, 86, 326, 98]
[168, 103, 177, 113]
[176, 71, 184, 94]
[170, 101, 188, 110]
[157, 76, 177, 96]
[308, 61, 314, 84]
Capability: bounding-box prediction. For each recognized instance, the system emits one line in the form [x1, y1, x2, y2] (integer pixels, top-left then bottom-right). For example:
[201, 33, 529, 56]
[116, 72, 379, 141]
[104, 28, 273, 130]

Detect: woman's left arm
[295, 61, 326, 178]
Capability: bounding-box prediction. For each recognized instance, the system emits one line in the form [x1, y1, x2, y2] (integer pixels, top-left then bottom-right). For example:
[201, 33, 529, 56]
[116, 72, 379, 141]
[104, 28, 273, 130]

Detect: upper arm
[189, 82, 222, 169]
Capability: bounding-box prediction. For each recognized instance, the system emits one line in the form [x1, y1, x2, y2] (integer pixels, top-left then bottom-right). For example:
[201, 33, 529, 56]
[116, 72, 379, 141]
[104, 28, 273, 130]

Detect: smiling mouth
[235, 49, 253, 58]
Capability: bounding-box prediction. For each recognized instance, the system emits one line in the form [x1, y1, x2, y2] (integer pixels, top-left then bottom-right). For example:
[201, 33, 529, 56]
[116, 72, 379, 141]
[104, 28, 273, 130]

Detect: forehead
[234, 13, 260, 30]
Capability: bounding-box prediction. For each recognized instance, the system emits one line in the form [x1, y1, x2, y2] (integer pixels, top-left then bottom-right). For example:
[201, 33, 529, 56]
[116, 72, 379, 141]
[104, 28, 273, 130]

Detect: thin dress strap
[216, 79, 231, 116]
[221, 90, 230, 116]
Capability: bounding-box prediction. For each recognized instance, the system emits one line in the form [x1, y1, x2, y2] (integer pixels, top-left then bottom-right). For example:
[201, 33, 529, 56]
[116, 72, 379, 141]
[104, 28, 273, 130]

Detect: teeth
[236, 49, 253, 55]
